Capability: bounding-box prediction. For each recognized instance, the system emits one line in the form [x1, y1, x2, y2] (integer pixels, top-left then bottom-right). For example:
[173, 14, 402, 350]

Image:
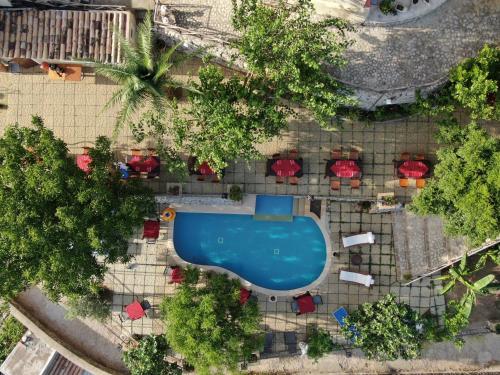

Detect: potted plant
[372, 192, 402, 213]
[166, 183, 182, 196]
[228, 185, 243, 202]
[379, 0, 397, 15]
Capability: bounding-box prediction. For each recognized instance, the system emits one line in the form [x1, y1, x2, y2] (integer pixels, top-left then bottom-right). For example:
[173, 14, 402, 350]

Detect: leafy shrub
[123, 335, 182, 375]
[379, 0, 397, 15]
[65, 287, 112, 322]
[342, 294, 428, 361]
[0, 316, 25, 362]
[228, 185, 243, 202]
[306, 327, 335, 362]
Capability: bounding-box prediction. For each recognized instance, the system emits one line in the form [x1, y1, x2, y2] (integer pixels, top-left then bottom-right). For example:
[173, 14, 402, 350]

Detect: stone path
[159, 0, 500, 92]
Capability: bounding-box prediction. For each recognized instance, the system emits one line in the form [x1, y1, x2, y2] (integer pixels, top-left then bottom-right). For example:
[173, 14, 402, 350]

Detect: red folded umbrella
[198, 161, 215, 176]
[240, 288, 251, 305]
[170, 267, 184, 283]
[125, 301, 145, 320]
[128, 155, 143, 172]
[143, 220, 160, 239]
[142, 156, 160, 172]
[296, 294, 315, 314]
[398, 161, 429, 178]
[76, 154, 92, 174]
[271, 159, 301, 177]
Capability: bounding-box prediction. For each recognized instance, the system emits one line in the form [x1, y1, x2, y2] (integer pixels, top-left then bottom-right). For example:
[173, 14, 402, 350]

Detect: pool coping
[167, 203, 333, 297]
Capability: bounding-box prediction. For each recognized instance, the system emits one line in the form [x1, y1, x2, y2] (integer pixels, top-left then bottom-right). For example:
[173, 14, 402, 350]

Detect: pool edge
[168, 211, 332, 297]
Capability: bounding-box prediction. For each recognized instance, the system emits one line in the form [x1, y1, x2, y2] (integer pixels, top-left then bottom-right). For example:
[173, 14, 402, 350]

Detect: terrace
[0, 60, 453, 358]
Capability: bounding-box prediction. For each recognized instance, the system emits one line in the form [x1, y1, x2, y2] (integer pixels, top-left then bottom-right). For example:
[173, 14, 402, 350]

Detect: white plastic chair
[342, 232, 375, 248]
[339, 270, 375, 287]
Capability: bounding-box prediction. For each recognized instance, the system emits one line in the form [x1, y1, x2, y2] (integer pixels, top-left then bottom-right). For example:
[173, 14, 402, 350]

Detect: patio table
[125, 301, 145, 321]
[271, 159, 302, 177]
[398, 160, 429, 178]
[128, 155, 161, 177]
[143, 220, 160, 239]
[296, 294, 315, 314]
[76, 154, 92, 174]
[330, 160, 361, 178]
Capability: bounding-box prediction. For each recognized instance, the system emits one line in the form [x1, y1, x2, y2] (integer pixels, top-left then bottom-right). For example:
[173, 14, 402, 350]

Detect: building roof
[0, 8, 135, 64]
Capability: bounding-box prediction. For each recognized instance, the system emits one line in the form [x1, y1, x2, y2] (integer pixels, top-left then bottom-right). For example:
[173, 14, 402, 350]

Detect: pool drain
[217, 237, 224, 244]
[273, 248, 279, 255]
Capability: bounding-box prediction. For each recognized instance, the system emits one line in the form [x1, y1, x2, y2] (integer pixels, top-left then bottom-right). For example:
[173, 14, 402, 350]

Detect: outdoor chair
[118, 311, 130, 322]
[331, 149, 342, 160]
[415, 153, 425, 160]
[416, 178, 426, 189]
[400, 152, 410, 161]
[197, 175, 205, 182]
[330, 180, 340, 191]
[350, 178, 361, 189]
[290, 300, 299, 313]
[289, 149, 299, 159]
[289, 176, 299, 185]
[276, 175, 285, 184]
[272, 153, 281, 159]
[140, 300, 151, 311]
[342, 232, 375, 248]
[339, 270, 375, 287]
[131, 149, 142, 157]
[349, 149, 359, 160]
[147, 148, 156, 156]
[212, 175, 220, 183]
[312, 295, 323, 305]
[399, 178, 409, 188]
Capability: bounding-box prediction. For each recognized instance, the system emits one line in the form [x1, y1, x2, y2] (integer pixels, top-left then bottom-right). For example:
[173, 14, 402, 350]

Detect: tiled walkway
[0, 64, 447, 353]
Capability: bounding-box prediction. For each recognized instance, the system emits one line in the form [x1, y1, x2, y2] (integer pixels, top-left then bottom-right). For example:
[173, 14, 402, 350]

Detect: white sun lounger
[340, 270, 375, 287]
[342, 232, 375, 248]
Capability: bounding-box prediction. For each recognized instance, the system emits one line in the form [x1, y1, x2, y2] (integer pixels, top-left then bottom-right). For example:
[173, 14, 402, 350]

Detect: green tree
[232, 0, 356, 127]
[0, 316, 25, 362]
[123, 335, 182, 375]
[306, 327, 337, 362]
[342, 294, 427, 361]
[409, 120, 499, 245]
[0, 116, 155, 301]
[173, 64, 288, 174]
[160, 273, 263, 374]
[65, 287, 112, 322]
[96, 12, 185, 132]
[449, 44, 499, 120]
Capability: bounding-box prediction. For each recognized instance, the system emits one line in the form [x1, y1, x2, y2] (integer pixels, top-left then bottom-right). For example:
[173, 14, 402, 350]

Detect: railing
[21, 0, 126, 10]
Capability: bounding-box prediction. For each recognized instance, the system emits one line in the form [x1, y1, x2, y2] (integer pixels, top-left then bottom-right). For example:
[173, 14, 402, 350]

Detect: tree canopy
[232, 0, 356, 127]
[342, 294, 428, 361]
[173, 64, 288, 173]
[0, 116, 155, 301]
[409, 119, 499, 246]
[123, 335, 182, 375]
[160, 272, 263, 375]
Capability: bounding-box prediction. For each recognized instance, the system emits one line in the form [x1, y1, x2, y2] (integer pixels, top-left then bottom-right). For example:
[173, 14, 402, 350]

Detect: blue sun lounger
[332, 307, 359, 339]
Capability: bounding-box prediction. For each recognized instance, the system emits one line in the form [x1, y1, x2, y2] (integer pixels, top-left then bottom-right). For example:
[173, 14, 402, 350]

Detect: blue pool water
[255, 195, 294, 216]
[173, 212, 327, 291]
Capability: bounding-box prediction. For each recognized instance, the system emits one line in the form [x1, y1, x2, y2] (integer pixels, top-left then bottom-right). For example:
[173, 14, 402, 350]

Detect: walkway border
[9, 297, 126, 375]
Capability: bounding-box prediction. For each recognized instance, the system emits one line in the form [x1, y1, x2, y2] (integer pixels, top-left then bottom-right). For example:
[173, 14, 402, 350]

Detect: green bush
[379, 0, 397, 15]
[123, 335, 182, 375]
[65, 287, 112, 322]
[306, 327, 335, 362]
[228, 185, 243, 202]
[0, 316, 25, 362]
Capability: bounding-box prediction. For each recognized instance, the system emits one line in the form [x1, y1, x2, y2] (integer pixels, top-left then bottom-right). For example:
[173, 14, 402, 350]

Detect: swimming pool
[255, 195, 294, 216]
[173, 212, 329, 293]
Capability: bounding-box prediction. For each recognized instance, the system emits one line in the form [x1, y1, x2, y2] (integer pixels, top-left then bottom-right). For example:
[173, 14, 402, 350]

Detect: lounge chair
[332, 307, 359, 338]
[284, 331, 298, 355]
[262, 332, 274, 355]
[339, 270, 374, 287]
[342, 232, 375, 248]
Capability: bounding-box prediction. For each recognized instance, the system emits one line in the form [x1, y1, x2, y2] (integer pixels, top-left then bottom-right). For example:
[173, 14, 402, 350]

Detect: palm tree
[95, 12, 184, 133]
